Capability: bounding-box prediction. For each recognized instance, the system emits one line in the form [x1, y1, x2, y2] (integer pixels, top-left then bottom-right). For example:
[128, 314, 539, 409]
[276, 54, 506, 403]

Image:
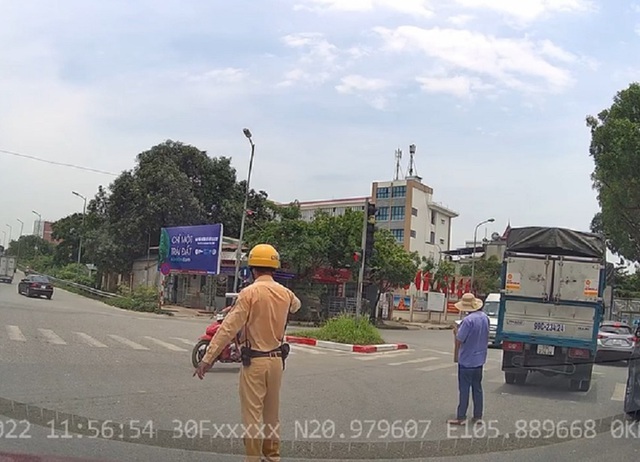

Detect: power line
[0, 148, 119, 176]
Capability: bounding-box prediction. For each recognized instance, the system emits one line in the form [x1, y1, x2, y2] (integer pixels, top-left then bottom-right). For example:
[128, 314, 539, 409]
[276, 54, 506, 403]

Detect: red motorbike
[191, 294, 242, 368]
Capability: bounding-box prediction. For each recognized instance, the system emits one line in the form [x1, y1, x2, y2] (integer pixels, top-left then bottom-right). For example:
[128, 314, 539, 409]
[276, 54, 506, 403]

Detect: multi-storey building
[291, 177, 458, 261]
[372, 177, 458, 261]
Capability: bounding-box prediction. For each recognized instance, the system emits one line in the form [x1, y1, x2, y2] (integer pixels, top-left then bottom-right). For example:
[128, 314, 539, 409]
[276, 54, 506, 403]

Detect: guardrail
[47, 275, 124, 299]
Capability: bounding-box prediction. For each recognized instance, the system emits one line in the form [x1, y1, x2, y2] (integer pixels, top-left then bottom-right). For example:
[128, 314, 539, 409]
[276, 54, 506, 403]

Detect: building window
[391, 229, 404, 243]
[390, 206, 405, 221]
[411, 207, 418, 217]
[392, 185, 406, 198]
[431, 211, 436, 225]
[376, 187, 390, 199]
[439, 238, 445, 245]
[441, 218, 445, 225]
[376, 207, 389, 221]
[430, 231, 435, 244]
[410, 230, 416, 238]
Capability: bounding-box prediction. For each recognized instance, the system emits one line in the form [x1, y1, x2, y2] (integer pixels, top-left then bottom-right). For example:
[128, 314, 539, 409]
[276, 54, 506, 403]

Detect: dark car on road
[18, 275, 54, 299]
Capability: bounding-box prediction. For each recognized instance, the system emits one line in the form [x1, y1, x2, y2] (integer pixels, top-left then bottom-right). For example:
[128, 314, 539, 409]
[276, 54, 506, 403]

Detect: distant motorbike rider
[194, 243, 301, 461]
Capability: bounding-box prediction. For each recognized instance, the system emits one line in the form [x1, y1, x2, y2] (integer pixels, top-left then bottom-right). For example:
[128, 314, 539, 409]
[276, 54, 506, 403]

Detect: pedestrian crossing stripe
[75, 332, 107, 348]
[6, 326, 26, 342]
[38, 329, 66, 345]
[388, 357, 438, 366]
[108, 335, 149, 350]
[143, 336, 188, 352]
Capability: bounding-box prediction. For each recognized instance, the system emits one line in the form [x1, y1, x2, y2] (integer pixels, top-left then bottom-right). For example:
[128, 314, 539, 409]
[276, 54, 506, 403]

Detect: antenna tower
[394, 148, 403, 180]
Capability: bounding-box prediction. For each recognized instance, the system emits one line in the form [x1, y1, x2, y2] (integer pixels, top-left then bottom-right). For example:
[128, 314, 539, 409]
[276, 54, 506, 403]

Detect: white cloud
[454, 0, 593, 22]
[416, 75, 492, 98]
[184, 68, 248, 83]
[448, 14, 474, 26]
[539, 40, 577, 63]
[294, 0, 434, 17]
[280, 32, 361, 87]
[335, 75, 391, 93]
[375, 26, 575, 95]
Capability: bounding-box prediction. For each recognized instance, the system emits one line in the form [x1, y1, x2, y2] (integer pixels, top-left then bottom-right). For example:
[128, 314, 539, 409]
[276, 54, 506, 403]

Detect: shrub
[292, 314, 385, 345]
[106, 285, 158, 312]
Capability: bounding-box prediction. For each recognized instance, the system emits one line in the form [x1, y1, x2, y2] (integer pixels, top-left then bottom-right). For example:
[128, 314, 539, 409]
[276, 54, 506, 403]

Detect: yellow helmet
[247, 243, 281, 269]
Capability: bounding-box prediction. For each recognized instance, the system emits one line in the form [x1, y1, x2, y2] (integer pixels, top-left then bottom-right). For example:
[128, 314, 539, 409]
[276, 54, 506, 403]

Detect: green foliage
[471, 256, 502, 295]
[6, 235, 54, 261]
[292, 314, 385, 345]
[612, 265, 640, 298]
[51, 263, 96, 287]
[51, 213, 84, 265]
[107, 285, 158, 312]
[587, 83, 640, 262]
[246, 206, 418, 291]
[50, 140, 274, 275]
[369, 228, 419, 291]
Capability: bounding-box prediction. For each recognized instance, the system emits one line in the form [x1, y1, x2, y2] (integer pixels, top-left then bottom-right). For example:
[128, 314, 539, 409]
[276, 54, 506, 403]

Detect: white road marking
[353, 351, 411, 361]
[143, 336, 188, 352]
[417, 363, 456, 373]
[421, 348, 453, 356]
[7, 326, 26, 342]
[109, 335, 149, 350]
[75, 332, 107, 348]
[38, 329, 66, 345]
[389, 357, 438, 366]
[611, 382, 626, 402]
[170, 337, 196, 346]
[291, 345, 327, 355]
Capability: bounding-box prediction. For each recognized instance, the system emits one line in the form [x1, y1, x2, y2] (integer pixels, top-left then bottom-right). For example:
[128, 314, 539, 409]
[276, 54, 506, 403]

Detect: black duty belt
[248, 350, 283, 358]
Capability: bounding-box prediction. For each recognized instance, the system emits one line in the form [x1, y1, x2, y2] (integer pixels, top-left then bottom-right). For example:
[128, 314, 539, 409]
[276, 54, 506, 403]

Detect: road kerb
[285, 336, 408, 353]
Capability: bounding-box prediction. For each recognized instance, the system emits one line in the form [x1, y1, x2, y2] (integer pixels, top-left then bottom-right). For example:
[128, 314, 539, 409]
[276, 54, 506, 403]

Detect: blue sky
[0, 0, 638, 253]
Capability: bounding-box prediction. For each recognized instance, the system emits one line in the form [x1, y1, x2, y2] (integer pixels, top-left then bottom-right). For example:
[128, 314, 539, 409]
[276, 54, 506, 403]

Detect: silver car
[596, 321, 637, 363]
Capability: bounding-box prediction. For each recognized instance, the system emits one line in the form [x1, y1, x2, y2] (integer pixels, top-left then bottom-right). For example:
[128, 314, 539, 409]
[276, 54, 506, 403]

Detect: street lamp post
[470, 218, 495, 292]
[72, 191, 87, 264]
[233, 128, 256, 293]
[6, 224, 12, 245]
[16, 219, 24, 261]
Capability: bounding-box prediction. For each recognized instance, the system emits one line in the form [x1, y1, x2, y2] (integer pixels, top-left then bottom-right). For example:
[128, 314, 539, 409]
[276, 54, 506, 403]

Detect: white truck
[496, 226, 606, 392]
[0, 256, 17, 283]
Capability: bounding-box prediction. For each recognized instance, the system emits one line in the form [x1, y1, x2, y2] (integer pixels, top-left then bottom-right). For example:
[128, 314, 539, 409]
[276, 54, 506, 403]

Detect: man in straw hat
[448, 293, 490, 426]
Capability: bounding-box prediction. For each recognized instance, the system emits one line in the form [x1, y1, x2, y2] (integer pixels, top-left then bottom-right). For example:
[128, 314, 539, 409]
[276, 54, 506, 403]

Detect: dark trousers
[457, 365, 483, 420]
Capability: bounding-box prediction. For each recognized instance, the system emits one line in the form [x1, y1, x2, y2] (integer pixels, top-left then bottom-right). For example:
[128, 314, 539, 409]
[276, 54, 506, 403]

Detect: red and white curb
[285, 336, 408, 354]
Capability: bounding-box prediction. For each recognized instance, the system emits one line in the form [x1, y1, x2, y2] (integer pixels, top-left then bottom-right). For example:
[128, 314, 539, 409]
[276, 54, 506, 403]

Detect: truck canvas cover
[506, 227, 606, 259]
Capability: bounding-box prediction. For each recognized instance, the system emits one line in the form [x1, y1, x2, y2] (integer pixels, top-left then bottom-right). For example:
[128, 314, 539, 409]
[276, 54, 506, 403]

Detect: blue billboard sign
[158, 224, 224, 275]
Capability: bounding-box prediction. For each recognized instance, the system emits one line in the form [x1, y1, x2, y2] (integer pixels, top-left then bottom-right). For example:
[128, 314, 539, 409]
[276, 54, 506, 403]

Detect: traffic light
[364, 201, 376, 266]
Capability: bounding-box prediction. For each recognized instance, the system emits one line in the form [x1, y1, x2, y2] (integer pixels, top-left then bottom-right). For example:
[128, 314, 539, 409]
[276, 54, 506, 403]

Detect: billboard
[158, 224, 224, 275]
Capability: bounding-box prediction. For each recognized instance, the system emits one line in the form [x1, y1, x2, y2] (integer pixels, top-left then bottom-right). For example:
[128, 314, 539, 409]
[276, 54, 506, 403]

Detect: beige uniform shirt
[201, 274, 302, 364]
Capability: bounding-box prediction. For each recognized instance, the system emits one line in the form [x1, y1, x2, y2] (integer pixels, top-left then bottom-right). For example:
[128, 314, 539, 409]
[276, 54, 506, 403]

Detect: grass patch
[291, 314, 385, 345]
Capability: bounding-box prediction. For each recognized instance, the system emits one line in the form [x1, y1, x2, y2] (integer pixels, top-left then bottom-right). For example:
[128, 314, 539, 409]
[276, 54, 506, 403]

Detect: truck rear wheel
[505, 372, 527, 385]
[570, 379, 591, 392]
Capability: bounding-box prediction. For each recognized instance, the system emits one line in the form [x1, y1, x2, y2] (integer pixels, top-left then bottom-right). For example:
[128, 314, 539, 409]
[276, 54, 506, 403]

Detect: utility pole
[72, 191, 87, 264]
[16, 219, 24, 262]
[356, 200, 376, 317]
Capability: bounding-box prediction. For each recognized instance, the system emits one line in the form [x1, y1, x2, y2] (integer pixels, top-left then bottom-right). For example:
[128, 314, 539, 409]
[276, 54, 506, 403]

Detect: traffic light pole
[355, 201, 369, 318]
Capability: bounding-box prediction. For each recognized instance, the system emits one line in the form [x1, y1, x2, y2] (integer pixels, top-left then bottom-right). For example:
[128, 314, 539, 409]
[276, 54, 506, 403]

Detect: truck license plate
[537, 345, 555, 356]
[533, 322, 566, 333]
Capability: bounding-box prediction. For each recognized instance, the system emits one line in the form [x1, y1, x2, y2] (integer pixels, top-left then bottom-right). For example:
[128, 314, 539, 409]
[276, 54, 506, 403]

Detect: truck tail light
[503, 341, 523, 352]
[633, 336, 639, 344]
[597, 334, 605, 340]
[568, 348, 590, 359]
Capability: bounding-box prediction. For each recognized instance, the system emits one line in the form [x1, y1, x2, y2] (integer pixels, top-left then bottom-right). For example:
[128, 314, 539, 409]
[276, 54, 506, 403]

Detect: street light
[32, 211, 42, 237]
[233, 128, 256, 293]
[72, 191, 87, 264]
[470, 218, 495, 292]
[5, 224, 12, 245]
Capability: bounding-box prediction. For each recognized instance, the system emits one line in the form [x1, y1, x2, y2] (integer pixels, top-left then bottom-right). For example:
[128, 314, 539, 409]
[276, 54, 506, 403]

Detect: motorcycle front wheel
[192, 339, 210, 368]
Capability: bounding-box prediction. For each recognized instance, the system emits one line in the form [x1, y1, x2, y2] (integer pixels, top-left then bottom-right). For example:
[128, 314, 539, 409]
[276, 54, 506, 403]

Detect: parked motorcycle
[191, 293, 242, 368]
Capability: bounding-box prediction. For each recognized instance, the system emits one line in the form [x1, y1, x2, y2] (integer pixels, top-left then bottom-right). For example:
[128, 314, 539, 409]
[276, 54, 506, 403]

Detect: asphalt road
[0, 278, 638, 461]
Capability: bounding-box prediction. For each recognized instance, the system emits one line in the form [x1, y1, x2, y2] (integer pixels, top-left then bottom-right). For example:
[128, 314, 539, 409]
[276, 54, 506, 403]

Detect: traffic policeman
[194, 243, 301, 462]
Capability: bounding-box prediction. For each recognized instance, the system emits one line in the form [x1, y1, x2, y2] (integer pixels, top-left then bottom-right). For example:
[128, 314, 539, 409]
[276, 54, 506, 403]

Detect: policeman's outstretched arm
[201, 293, 251, 366]
[289, 291, 302, 314]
